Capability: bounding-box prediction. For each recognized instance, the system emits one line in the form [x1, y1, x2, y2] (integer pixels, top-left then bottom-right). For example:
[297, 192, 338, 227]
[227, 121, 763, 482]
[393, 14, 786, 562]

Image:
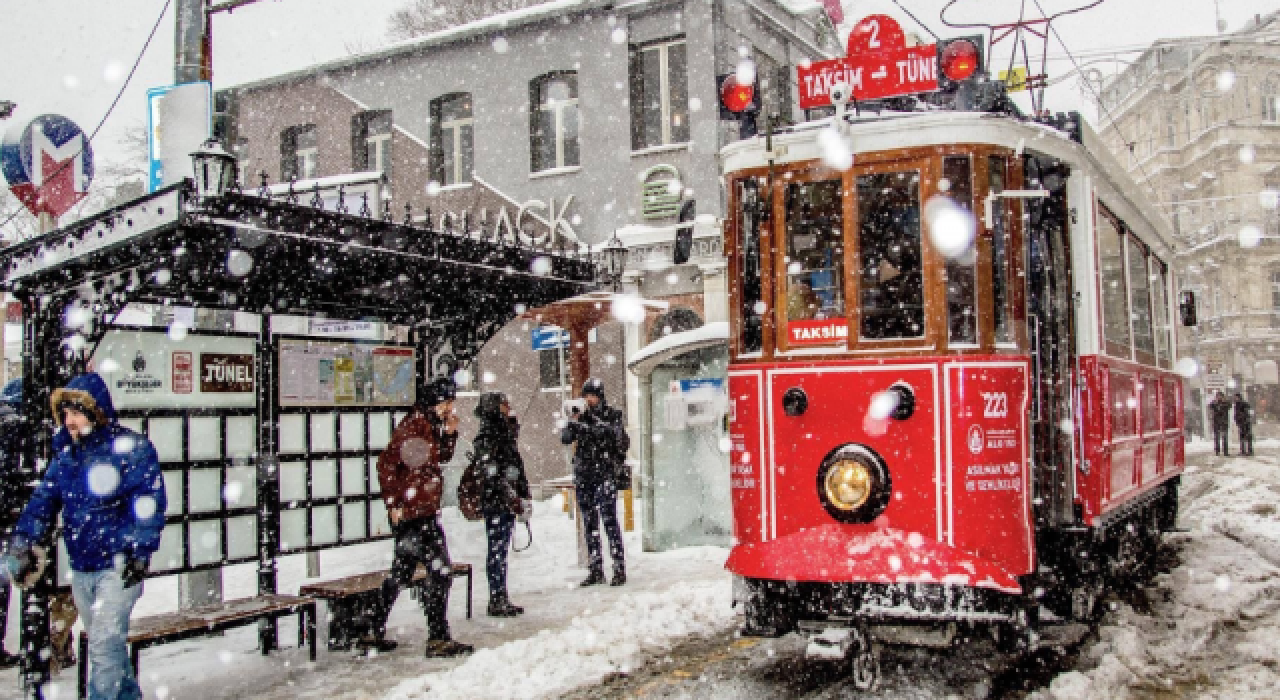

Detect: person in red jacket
[367, 378, 472, 657]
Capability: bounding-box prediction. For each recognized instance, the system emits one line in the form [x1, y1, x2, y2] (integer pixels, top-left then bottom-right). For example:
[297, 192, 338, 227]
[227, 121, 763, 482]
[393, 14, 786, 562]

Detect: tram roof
[0, 181, 597, 328]
[720, 110, 1178, 256]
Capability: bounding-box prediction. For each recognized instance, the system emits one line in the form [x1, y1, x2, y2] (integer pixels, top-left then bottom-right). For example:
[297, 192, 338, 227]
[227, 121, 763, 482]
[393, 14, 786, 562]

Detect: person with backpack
[470, 392, 531, 617]
[367, 378, 472, 658]
[560, 378, 630, 587]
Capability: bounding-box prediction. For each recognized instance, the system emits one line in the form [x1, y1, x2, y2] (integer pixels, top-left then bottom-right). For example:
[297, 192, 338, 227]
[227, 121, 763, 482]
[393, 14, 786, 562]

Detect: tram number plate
[982, 392, 1008, 418]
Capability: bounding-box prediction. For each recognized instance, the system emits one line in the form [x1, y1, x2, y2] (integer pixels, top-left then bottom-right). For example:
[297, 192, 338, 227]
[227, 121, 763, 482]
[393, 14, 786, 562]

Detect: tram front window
[784, 180, 845, 342]
[859, 171, 924, 340]
[738, 178, 764, 353]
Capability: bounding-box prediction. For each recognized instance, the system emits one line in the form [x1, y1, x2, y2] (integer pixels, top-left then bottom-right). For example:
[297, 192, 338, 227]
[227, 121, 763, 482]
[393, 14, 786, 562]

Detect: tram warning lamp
[937, 36, 985, 92]
[718, 74, 761, 138]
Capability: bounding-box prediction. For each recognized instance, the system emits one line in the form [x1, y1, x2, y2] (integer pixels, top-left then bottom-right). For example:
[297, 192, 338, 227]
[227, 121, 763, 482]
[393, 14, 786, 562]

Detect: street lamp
[599, 231, 627, 292]
[190, 138, 238, 202]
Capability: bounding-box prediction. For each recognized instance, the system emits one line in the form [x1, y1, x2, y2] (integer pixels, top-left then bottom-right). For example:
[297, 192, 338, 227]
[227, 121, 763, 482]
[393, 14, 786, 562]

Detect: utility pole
[175, 0, 276, 85]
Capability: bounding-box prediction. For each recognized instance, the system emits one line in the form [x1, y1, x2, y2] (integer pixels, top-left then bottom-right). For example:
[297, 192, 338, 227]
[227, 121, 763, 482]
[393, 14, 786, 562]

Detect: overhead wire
[0, 0, 172, 237]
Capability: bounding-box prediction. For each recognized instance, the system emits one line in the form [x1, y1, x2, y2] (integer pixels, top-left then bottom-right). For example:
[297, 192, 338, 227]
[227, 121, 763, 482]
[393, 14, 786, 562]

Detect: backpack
[457, 452, 484, 521]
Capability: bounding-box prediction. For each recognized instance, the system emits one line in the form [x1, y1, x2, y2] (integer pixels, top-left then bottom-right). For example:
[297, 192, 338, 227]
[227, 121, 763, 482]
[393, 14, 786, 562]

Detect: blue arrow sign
[531, 326, 570, 351]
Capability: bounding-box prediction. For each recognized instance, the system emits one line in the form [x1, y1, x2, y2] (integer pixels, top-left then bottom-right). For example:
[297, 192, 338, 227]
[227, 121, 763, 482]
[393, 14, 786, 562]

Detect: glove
[517, 499, 533, 523]
[121, 556, 149, 589]
[0, 552, 33, 584]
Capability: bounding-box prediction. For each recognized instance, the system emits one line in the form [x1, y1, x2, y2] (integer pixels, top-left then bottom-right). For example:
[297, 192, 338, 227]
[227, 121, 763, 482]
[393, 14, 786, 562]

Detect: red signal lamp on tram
[937, 36, 986, 91]
[719, 75, 758, 114]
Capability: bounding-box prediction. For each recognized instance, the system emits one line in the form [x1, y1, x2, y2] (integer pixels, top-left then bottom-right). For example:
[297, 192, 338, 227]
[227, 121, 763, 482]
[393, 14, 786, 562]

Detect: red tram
[720, 96, 1191, 682]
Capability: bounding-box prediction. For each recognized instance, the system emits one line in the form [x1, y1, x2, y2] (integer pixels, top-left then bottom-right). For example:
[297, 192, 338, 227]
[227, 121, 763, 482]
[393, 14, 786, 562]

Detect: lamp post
[599, 231, 627, 293]
[190, 138, 237, 202]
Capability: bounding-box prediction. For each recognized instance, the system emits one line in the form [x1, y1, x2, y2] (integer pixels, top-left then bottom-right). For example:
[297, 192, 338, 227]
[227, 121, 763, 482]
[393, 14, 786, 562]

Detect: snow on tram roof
[720, 110, 1178, 255]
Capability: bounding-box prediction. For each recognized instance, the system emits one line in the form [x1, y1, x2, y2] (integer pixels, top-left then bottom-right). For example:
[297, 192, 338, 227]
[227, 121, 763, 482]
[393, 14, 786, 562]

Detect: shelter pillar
[255, 315, 280, 651]
[18, 298, 51, 698]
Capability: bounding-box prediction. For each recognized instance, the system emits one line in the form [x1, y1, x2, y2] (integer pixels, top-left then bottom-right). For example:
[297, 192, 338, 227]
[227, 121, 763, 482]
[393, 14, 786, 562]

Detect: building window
[1264, 76, 1280, 122]
[538, 348, 568, 390]
[1271, 270, 1280, 327]
[530, 72, 580, 172]
[353, 111, 392, 176]
[629, 37, 689, 150]
[430, 93, 473, 186]
[281, 124, 318, 181]
[1164, 110, 1176, 148]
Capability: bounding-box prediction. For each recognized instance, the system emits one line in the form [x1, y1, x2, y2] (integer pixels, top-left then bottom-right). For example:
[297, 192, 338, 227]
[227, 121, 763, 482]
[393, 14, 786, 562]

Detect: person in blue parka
[3, 373, 166, 700]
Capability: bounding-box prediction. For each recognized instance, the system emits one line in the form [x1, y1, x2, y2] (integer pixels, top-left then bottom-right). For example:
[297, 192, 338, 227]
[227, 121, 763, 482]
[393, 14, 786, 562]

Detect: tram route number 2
[982, 392, 1008, 418]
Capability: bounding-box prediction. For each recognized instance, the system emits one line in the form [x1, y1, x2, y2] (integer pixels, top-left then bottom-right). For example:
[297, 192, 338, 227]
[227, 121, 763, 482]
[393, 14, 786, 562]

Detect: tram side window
[1151, 259, 1173, 368]
[988, 156, 1013, 345]
[1141, 379, 1160, 434]
[859, 171, 924, 340]
[942, 156, 977, 346]
[738, 179, 764, 353]
[1127, 235, 1156, 360]
[1097, 209, 1132, 357]
[784, 180, 846, 340]
[1110, 372, 1137, 438]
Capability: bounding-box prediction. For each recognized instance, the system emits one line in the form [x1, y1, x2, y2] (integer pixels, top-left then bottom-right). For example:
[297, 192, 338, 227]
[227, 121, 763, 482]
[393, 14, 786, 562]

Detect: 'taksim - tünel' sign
[796, 14, 939, 109]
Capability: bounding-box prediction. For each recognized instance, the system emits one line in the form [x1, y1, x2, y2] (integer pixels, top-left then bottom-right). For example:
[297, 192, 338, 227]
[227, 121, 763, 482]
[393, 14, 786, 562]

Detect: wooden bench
[298, 563, 472, 650]
[77, 593, 316, 699]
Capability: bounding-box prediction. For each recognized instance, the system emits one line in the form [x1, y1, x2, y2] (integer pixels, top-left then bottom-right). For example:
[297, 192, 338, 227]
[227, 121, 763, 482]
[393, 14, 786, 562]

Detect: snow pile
[385, 579, 733, 700]
[1038, 454, 1280, 700]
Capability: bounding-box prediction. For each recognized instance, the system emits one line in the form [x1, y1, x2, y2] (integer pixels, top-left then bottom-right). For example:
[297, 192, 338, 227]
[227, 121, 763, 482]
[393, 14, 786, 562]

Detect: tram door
[1025, 157, 1077, 527]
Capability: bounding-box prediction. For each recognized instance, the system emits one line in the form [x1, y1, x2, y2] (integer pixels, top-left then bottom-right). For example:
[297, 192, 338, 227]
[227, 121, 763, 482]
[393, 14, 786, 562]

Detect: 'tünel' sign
[796, 14, 939, 109]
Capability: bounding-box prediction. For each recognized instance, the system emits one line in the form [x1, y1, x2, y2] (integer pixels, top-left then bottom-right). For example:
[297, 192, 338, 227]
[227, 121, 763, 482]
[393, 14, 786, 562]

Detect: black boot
[487, 594, 524, 617]
[610, 569, 626, 587]
[580, 571, 606, 587]
[0, 649, 19, 669]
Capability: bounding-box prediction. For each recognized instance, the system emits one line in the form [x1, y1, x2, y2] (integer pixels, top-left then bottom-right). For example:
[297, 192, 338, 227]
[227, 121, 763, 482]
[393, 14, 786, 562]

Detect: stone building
[1096, 12, 1280, 431]
[216, 0, 836, 487]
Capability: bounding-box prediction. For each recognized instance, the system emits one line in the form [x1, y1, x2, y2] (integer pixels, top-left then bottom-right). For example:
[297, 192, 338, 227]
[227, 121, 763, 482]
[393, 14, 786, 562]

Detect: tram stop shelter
[0, 168, 598, 693]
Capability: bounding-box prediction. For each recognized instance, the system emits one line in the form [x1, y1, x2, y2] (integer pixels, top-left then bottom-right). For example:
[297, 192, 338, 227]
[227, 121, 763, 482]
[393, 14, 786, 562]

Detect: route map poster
[279, 339, 415, 407]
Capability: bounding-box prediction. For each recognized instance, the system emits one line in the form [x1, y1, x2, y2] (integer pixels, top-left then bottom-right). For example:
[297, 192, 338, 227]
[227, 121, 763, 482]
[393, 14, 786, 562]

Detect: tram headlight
[816, 445, 891, 524]
[824, 461, 872, 511]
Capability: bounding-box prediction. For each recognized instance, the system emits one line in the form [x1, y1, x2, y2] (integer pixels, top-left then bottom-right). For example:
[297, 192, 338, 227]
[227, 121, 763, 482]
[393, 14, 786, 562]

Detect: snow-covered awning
[628, 321, 729, 378]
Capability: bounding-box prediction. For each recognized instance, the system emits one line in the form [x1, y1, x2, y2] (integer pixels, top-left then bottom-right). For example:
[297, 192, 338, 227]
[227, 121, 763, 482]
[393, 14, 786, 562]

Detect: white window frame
[365, 132, 391, 175]
[635, 38, 687, 148]
[1264, 76, 1280, 123]
[296, 147, 317, 180]
[441, 111, 473, 185]
[535, 75, 578, 171]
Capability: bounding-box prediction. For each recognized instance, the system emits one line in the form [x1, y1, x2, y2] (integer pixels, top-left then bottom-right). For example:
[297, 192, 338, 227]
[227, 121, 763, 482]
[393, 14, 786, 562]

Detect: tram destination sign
[796, 14, 939, 109]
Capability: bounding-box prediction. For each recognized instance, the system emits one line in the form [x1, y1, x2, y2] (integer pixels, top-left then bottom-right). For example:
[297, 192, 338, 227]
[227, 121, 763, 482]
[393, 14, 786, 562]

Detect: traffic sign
[531, 325, 570, 351]
[0, 114, 95, 220]
[796, 14, 940, 109]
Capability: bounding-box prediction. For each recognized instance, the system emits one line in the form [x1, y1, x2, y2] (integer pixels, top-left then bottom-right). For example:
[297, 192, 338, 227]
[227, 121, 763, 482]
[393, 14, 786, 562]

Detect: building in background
[1097, 12, 1280, 433]
[215, 0, 836, 488]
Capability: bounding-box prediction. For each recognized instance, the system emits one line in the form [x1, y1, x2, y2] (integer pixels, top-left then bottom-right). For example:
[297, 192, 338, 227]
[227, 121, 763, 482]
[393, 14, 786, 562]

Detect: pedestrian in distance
[2, 373, 166, 700]
[1234, 392, 1255, 456]
[1210, 390, 1232, 456]
[369, 377, 473, 658]
[472, 392, 532, 617]
[560, 378, 630, 587]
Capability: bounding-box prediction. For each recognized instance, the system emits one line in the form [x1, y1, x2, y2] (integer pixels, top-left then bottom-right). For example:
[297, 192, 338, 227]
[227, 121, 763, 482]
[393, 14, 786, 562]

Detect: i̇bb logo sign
[1, 114, 95, 220]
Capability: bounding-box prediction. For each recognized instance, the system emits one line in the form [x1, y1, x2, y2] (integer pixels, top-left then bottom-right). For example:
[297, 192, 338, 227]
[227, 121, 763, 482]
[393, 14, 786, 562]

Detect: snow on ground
[1038, 451, 1280, 700]
[0, 496, 732, 700]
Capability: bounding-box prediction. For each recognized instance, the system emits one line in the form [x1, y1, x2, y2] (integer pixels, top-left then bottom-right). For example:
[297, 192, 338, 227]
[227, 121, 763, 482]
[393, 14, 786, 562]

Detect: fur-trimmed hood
[50, 373, 116, 427]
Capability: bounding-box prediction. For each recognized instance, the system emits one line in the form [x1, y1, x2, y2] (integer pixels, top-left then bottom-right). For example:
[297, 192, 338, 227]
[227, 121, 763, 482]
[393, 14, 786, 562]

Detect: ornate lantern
[600, 231, 627, 292]
[189, 138, 237, 201]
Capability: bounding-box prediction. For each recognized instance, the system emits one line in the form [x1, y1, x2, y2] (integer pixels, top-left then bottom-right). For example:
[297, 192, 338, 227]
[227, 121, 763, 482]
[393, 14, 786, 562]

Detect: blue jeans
[71, 569, 143, 700]
[485, 511, 515, 601]
[576, 479, 625, 577]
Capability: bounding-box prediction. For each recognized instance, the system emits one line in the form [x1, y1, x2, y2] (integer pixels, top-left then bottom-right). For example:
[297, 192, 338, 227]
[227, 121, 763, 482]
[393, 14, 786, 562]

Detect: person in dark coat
[4, 373, 166, 700]
[1234, 393, 1254, 456]
[1210, 390, 1232, 455]
[368, 378, 472, 658]
[560, 378, 629, 587]
[472, 392, 532, 617]
[0, 380, 24, 668]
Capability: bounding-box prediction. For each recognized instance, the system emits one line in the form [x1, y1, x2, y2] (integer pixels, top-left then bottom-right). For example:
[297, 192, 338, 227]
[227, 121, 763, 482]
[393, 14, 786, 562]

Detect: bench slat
[127, 594, 312, 643]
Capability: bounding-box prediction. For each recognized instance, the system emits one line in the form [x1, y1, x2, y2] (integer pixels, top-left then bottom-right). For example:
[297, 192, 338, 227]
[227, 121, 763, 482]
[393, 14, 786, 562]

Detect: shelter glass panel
[310, 413, 337, 452]
[188, 469, 222, 513]
[279, 415, 306, 454]
[369, 413, 392, 449]
[280, 510, 307, 552]
[150, 417, 183, 462]
[858, 170, 924, 340]
[311, 459, 339, 500]
[1098, 209, 1131, 357]
[342, 502, 367, 541]
[162, 471, 184, 516]
[341, 457, 366, 496]
[225, 466, 256, 508]
[280, 462, 308, 503]
[370, 499, 392, 537]
[783, 179, 845, 343]
[312, 506, 340, 546]
[188, 417, 220, 460]
[942, 156, 977, 345]
[153, 525, 185, 572]
[1127, 236, 1155, 358]
[226, 416, 256, 458]
[189, 520, 222, 567]
[339, 413, 365, 450]
[226, 516, 257, 560]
